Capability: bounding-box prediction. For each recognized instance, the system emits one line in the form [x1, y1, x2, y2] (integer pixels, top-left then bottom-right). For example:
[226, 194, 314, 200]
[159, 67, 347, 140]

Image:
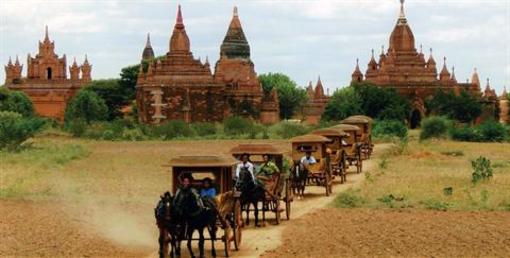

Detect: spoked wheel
[233, 199, 242, 251]
[285, 180, 292, 220]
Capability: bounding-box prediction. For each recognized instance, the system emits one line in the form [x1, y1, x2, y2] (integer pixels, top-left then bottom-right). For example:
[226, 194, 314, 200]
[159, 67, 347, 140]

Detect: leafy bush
[269, 121, 310, 139]
[0, 111, 45, 151]
[223, 116, 252, 135]
[121, 128, 145, 141]
[471, 156, 493, 184]
[67, 118, 87, 137]
[373, 120, 407, 139]
[477, 120, 507, 142]
[420, 116, 451, 140]
[333, 190, 366, 208]
[0, 90, 34, 117]
[449, 126, 480, 142]
[64, 90, 108, 124]
[191, 122, 217, 136]
[152, 120, 195, 140]
[426, 89, 482, 123]
[101, 130, 115, 141]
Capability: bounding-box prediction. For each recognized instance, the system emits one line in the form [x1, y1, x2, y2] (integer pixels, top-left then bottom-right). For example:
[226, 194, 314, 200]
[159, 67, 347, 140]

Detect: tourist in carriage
[173, 173, 205, 213]
[300, 151, 317, 167]
[200, 177, 217, 198]
[234, 153, 255, 182]
[257, 154, 280, 191]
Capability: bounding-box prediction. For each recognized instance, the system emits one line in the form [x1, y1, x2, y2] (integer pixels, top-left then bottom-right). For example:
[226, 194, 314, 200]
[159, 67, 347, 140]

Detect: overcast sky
[1, 0, 509, 94]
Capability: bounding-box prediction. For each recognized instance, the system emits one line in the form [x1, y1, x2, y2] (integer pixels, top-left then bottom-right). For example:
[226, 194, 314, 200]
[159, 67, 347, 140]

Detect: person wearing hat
[257, 154, 280, 191]
[173, 173, 204, 215]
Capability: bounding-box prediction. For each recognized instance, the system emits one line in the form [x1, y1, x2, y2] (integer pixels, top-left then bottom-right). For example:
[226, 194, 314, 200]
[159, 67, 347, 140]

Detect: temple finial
[420, 44, 423, 53]
[44, 25, 49, 41]
[381, 45, 385, 54]
[146, 33, 151, 47]
[356, 58, 359, 66]
[371, 49, 374, 57]
[233, 6, 238, 17]
[399, 0, 406, 19]
[176, 4, 183, 25]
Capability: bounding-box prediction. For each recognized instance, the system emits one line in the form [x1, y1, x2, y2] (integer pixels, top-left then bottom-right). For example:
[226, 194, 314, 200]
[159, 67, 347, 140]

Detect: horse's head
[236, 167, 255, 193]
[155, 191, 173, 222]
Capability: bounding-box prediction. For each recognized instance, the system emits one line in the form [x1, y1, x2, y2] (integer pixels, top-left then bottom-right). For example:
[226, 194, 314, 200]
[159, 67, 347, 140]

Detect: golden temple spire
[398, 0, 406, 21]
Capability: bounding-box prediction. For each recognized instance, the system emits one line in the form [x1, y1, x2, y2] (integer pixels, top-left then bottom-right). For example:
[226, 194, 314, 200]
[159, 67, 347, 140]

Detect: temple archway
[46, 67, 52, 79]
[410, 109, 421, 129]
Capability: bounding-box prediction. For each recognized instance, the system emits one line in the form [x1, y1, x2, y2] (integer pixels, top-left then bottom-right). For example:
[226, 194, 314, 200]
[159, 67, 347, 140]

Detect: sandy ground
[261, 209, 510, 258]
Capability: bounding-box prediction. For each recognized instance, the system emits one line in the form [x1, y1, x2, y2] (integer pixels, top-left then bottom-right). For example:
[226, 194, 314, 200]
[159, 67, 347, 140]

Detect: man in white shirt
[235, 153, 255, 182]
[300, 151, 317, 166]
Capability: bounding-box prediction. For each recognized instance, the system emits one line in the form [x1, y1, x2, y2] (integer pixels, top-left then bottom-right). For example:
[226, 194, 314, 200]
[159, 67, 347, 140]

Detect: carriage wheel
[285, 181, 292, 220]
[275, 200, 281, 225]
[223, 226, 232, 257]
[233, 199, 242, 251]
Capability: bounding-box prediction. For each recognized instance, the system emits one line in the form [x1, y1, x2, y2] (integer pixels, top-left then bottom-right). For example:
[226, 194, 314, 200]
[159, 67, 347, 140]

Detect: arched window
[46, 67, 52, 79]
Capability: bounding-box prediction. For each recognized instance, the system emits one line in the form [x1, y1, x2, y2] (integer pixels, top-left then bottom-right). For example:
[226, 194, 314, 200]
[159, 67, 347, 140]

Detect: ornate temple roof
[389, 0, 415, 52]
[220, 7, 250, 59]
[169, 5, 190, 54]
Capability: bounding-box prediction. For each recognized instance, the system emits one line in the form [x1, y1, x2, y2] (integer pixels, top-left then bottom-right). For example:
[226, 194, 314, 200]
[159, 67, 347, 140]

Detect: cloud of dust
[52, 176, 156, 249]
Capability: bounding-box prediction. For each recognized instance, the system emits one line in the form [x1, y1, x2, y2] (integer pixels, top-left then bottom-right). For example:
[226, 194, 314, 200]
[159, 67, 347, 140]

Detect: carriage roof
[331, 124, 361, 132]
[169, 155, 237, 168]
[290, 134, 332, 143]
[311, 128, 349, 137]
[341, 115, 373, 124]
[230, 144, 283, 156]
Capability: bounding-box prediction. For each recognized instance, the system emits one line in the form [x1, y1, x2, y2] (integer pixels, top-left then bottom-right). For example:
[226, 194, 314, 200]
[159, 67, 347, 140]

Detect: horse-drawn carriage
[311, 128, 350, 183]
[156, 155, 242, 258]
[230, 144, 292, 225]
[330, 124, 363, 174]
[290, 134, 333, 197]
[340, 115, 374, 159]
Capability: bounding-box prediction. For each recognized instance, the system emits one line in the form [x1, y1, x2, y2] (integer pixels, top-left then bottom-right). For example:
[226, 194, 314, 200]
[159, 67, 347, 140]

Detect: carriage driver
[257, 154, 280, 191]
[173, 173, 205, 211]
[234, 153, 255, 183]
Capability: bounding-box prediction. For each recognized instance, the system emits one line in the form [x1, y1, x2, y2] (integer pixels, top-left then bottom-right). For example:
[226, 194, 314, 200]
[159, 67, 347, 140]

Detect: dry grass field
[1, 131, 509, 257]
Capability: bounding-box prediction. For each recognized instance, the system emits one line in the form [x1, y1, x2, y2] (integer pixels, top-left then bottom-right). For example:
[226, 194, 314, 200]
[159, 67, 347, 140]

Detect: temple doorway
[410, 109, 421, 129]
[46, 67, 52, 79]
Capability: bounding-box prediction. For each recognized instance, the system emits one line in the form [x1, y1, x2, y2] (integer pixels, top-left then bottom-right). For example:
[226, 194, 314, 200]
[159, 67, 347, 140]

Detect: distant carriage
[167, 155, 243, 257]
[230, 144, 292, 225]
[311, 128, 350, 183]
[330, 124, 363, 174]
[340, 115, 374, 159]
[290, 134, 333, 197]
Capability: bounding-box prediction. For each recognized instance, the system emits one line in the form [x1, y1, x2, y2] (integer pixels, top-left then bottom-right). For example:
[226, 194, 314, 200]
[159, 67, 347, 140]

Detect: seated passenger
[200, 177, 217, 198]
[235, 153, 255, 184]
[257, 154, 280, 191]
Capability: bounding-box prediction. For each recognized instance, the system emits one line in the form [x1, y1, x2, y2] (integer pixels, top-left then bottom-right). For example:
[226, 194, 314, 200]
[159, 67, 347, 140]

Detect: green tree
[322, 87, 363, 121]
[353, 82, 411, 121]
[258, 73, 308, 119]
[0, 88, 34, 117]
[84, 79, 127, 120]
[64, 90, 108, 124]
[426, 89, 482, 123]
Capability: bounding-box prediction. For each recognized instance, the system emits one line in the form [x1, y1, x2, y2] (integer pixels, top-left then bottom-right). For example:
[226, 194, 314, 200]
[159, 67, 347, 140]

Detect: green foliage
[322, 87, 362, 121]
[333, 190, 366, 208]
[353, 83, 411, 121]
[471, 156, 493, 184]
[426, 89, 482, 123]
[477, 120, 507, 142]
[269, 121, 310, 139]
[420, 116, 452, 140]
[191, 122, 217, 136]
[449, 126, 481, 142]
[258, 73, 308, 119]
[377, 194, 406, 208]
[373, 120, 408, 139]
[152, 120, 195, 140]
[223, 116, 253, 135]
[83, 79, 128, 120]
[0, 111, 45, 151]
[67, 118, 87, 137]
[64, 90, 108, 124]
[443, 187, 453, 196]
[322, 83, 410, 122]
[0, 89, 34, 117]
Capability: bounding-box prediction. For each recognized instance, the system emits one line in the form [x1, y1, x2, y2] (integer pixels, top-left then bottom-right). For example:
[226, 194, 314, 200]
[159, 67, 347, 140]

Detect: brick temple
[350, 0, 498, 127]
[136, 6, 279, 124]
[4, 26, 91, 121]
[301, 77, 330, 124]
